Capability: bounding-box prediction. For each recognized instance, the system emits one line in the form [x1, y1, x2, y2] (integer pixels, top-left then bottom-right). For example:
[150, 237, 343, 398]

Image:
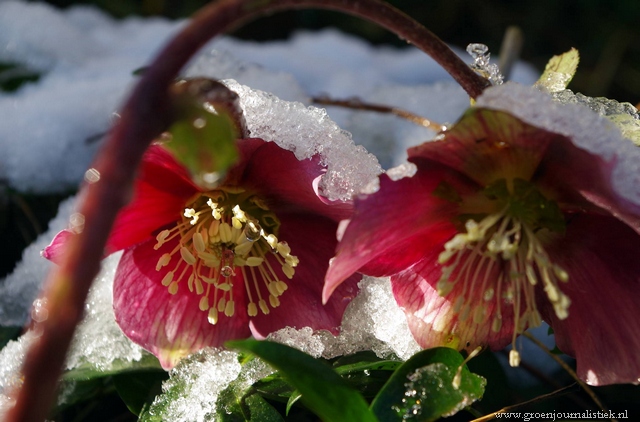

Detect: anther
[224, 300, 235, 317]
[193, 232, 206, 253]
[246, 257, 264, 266]
[219, 223, 233, 243]
[491, 315, 502, 332]
[199, 296, 210, 311]
[509, 349, 521, 367]
[208, 308, 218, 325]
[180, 247, 197, 265]
[282, 264, 295, 279]
[156, 253, 171, 271]
[161, 271, 174, 287]
[168, 281, 179, 295]
[259, 299, 269, 315]
[217, 298, 226, 312]
[184, 208, 199, 224]
[217, 283, 232, 291]
[276, 280, 288, 294]
[155, 230, 171, 248]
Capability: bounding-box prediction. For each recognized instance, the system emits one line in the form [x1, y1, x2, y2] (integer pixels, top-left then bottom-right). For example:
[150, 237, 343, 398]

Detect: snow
[477, 82, 640, 206]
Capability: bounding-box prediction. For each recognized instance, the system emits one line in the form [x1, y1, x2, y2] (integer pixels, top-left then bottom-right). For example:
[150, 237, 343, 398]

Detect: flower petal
[541, 213, 640, 385]
[105, 146, 200, 253]
[249, 212, 359, 337]
[534, 134, 640, 235]
[239, 140, 352, 222]
[390, 246, 515, 353]
[113, 237, 250, 369]
[41, 229, 75, 264]
[323, 159, 476, 303]
[139, 145, 200, 195]
[409, 108, 560, 186]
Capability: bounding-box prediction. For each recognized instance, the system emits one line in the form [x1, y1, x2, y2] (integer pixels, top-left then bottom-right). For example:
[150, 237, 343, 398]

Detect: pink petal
[113, 237, 250, 369]
[409, 109, 560, 187]
[105, 179, 195, 254]
[239, 140, 353, 222]
[390, 241, 516, 353]
[534, 135, 640, 235]
[323, 159, 477, 303]
[220, 138, 267, 186]
[105, 146, 200, 253]
[41, 229, 75, 264]
[540, 213, 640, 385]
[249, 212, 360, 337]
[140, 145, 200, 196]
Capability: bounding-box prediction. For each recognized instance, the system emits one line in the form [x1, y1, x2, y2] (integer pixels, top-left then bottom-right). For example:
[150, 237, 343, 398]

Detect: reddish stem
[7, 1, 487, 421]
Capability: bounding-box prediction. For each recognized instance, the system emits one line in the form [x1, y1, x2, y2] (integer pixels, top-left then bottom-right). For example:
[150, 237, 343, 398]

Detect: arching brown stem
[7, 1, 488, 421]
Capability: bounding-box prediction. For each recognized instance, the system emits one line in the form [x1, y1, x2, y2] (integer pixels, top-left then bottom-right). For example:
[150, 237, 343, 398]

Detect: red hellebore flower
[324, 83, 640, 385]
[45, 139, 359, 369]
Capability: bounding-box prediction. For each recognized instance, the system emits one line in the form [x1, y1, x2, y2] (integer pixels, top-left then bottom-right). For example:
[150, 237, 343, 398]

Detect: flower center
[436, 178, 570, 366]
[153, 187, 298, 325]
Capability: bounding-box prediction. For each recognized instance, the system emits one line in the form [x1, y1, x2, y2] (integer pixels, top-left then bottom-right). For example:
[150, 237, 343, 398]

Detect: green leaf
[285, 390, 303, 415]
[113, 370, 168, 416]
[250, 372, 296, 402]
[535, 48, 579, 92]
[370, 347, 485, 422]
[332, 350, 402, 374]
[466, 351, 512, 413]
[243, 394, 285, 421]
[333, 354, 402, 399]
[164, 79, 241, 189]
[227, 339, 378, 422]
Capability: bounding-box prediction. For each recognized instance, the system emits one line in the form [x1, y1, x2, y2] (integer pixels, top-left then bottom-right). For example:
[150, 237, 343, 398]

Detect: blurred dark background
[34, 0, 640, 104]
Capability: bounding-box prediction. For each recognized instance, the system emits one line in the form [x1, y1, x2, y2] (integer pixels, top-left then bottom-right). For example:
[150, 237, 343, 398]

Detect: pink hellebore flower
[45, 139, 358, 369]
[324, 83, 640, 386]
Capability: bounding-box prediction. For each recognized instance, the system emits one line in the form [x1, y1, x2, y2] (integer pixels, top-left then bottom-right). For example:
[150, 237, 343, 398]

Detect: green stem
[7, 1, 487, 421]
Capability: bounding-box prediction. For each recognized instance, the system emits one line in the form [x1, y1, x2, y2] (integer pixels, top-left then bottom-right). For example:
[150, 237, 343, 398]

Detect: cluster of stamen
[436, 180, 571, 367]
[153, 188, 298, 325]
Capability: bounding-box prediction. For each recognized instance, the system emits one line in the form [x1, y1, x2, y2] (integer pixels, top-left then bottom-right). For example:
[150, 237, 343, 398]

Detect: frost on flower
[325, 83, 640, 386]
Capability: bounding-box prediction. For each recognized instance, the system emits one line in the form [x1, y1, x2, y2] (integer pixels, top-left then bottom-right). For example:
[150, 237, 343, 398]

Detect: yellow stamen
[153, 188, 299, 326]
[437, 208, 570, 366]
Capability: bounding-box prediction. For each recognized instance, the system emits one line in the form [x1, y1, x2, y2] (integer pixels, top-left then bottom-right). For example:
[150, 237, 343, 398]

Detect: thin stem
[470, 383, 580, 422]
[311, 95, 446, 131]
[7, 1, 488, 421]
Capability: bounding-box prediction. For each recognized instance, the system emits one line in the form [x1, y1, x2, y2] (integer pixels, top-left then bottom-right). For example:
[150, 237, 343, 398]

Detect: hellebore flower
[324, 83, 640, 385]
[45, 139, 358, 369]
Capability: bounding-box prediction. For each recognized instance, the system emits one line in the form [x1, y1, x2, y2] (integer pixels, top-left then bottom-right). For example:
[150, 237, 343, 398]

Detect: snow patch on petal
[270, 277, 420, 361]
[476, 83, 640, 207]
[221, 80, 382, 201]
